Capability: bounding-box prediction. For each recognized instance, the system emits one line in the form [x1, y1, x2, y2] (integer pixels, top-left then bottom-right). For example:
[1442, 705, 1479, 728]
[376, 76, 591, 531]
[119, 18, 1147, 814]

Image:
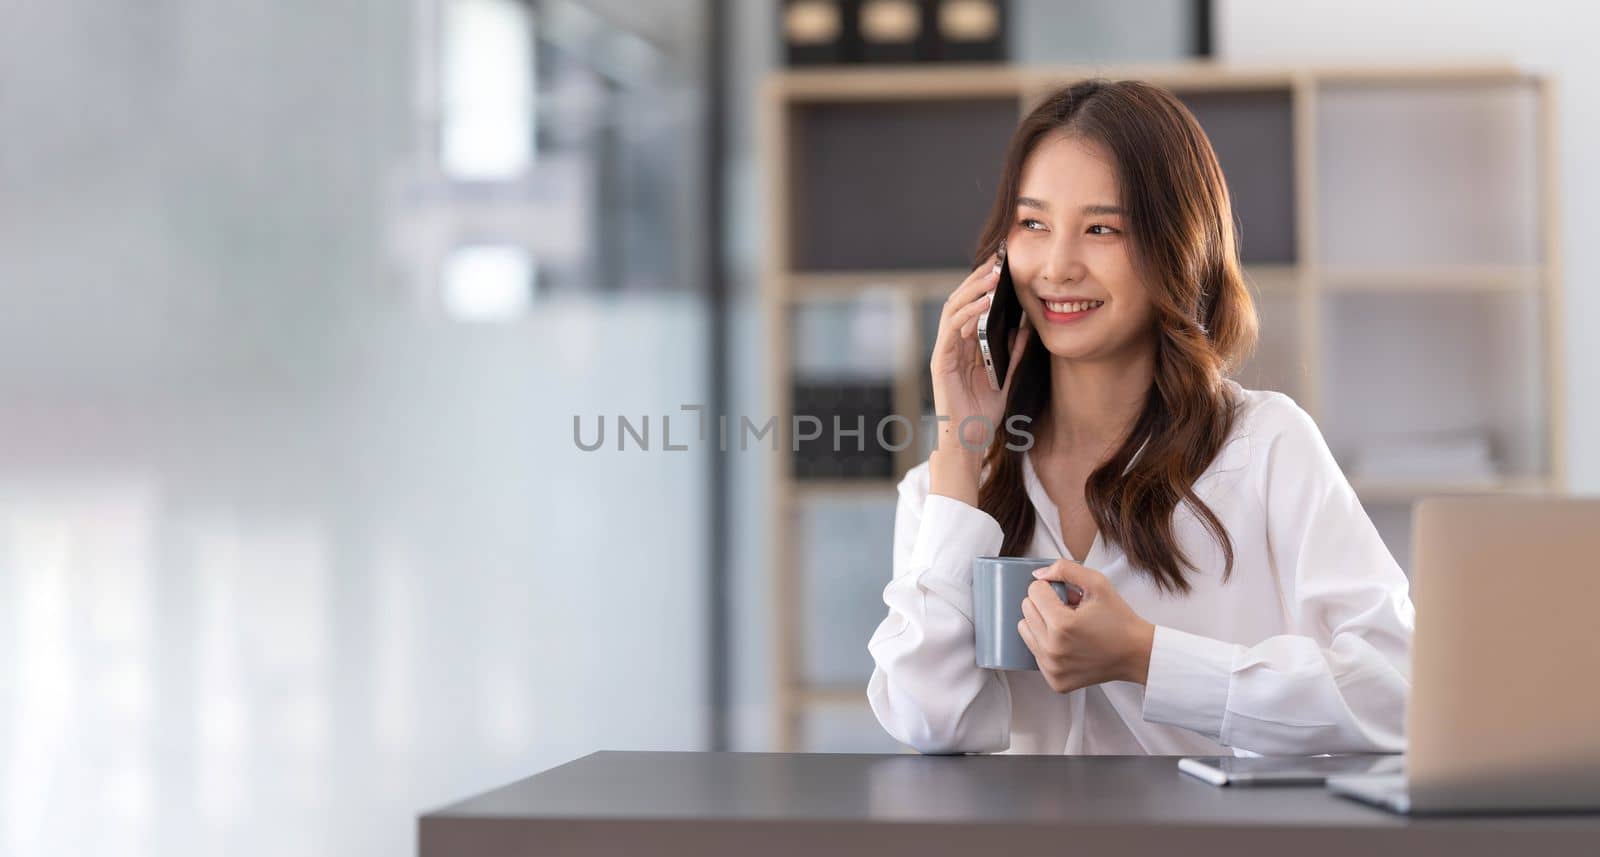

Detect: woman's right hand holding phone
[927, 251, 1030, 506]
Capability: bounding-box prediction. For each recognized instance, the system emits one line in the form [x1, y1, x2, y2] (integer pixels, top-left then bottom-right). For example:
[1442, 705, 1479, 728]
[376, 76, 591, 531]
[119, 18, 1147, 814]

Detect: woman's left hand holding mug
[1017, 559, 1156, 694]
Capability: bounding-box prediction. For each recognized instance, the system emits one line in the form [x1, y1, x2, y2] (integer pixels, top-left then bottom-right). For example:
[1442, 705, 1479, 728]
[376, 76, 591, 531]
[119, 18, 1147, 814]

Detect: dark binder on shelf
[792, 380, 898, 480]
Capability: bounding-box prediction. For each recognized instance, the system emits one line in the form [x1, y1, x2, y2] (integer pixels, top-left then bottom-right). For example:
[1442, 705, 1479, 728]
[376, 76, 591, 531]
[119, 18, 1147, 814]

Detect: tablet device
[1178, 754, 1404, 787]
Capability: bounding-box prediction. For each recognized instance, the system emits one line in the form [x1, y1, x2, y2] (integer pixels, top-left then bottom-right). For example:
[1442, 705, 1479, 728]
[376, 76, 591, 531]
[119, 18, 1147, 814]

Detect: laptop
[1326, 495, 1600, 814]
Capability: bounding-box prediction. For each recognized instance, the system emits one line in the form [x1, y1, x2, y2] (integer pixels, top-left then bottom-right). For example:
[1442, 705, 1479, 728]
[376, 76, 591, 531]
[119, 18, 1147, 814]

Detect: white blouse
[865, 380, 1415, 756]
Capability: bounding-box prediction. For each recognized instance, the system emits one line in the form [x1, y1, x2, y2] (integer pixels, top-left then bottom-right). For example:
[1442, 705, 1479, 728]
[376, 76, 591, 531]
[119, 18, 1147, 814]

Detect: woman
[865, 80, 1414, 756]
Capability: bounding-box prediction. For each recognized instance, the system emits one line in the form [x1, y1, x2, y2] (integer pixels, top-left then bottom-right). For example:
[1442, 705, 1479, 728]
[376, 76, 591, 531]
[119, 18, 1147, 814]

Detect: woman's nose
[1038, 235, 1087, 285]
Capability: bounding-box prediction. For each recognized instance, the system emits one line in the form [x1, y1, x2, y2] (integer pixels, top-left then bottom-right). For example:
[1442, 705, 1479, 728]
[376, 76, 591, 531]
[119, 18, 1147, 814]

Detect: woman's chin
[1035, 334, 1100, 361]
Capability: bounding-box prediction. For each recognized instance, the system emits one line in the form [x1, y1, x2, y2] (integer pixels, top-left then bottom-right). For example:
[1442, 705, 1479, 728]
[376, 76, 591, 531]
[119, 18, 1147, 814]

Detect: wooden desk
[419, 751, 1600, 856]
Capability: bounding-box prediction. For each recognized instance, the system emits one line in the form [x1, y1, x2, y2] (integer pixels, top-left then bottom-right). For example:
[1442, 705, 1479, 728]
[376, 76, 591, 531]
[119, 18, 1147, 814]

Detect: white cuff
[1141, 625, 1241, 742]
[908, 494, 1005, 625]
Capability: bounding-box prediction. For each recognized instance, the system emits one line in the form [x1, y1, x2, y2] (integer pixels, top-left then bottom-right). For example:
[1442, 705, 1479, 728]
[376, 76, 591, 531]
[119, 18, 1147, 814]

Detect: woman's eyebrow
[1016, 197, 1125, 216]
[1082, 204, 1126, 216]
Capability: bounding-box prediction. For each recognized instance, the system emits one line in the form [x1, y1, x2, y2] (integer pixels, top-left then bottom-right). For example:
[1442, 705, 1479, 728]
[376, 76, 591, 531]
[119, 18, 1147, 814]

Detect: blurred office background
[0, 1, 1594, 856]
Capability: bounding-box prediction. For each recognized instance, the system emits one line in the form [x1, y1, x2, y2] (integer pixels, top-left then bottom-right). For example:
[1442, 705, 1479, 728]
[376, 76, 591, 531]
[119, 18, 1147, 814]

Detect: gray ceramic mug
[972, 557, 1085, 670]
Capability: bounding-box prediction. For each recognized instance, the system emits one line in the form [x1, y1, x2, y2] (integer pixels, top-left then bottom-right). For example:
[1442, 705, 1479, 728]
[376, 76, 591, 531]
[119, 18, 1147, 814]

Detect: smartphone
[977, 244, 1023, 391]
[1178, 754, 1404, 787]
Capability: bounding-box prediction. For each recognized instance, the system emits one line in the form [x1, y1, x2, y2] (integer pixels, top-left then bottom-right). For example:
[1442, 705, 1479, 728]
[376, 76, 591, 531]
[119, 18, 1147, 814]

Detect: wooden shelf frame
[771, 61, 1538, 103]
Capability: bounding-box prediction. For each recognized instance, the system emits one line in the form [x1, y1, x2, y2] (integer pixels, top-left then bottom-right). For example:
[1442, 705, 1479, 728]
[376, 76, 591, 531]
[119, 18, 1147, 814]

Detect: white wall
[1219, 0, 1600, 492]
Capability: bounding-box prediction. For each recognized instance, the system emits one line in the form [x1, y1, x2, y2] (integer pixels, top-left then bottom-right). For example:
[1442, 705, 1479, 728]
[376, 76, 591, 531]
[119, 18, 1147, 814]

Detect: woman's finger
[1017, 616, 1041, 656]
[943, 265, 998, 321]
[932, 290, 995, 359]
[947, 289, 995, 339]
[939, 255, 1001, 323]
[1028, 579, 1073, 627]
[1023, 583, 1058, 633]
[1020, 594, 1052, 640]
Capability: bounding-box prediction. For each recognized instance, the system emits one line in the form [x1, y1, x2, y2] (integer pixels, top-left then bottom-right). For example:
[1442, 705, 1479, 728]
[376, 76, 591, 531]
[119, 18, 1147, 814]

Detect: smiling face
[1007, 133, 1157, 363]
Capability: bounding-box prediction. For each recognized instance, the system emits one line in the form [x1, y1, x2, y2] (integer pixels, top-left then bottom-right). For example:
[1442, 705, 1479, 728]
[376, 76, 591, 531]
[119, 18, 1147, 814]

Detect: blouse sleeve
[865, 462, 1013, 754]
[1139, 396, 1416, 755]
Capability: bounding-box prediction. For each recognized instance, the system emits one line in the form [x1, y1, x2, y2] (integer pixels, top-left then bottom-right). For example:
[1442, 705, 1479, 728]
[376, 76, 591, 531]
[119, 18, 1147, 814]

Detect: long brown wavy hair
[975, 79, 1259, 595]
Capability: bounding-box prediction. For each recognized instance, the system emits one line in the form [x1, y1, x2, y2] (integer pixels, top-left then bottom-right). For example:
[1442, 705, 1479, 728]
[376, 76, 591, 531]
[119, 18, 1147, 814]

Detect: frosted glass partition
[440, 0, 535, 180]
[0, 293, 711, 857]
[799, 493, 899, 688]
[1319, 290, 1545, 482]
[1316, 83, 1541, 269]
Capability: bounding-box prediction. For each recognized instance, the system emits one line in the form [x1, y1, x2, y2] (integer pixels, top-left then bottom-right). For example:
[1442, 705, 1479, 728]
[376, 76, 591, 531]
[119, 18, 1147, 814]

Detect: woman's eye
[1019, 218, 1046, 231]
[1087, 224, 1120, 235]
